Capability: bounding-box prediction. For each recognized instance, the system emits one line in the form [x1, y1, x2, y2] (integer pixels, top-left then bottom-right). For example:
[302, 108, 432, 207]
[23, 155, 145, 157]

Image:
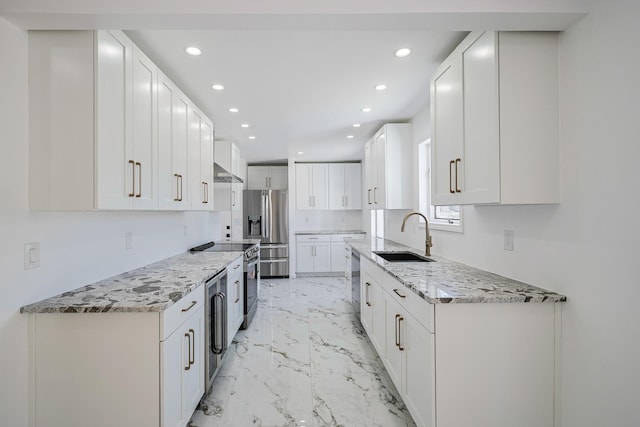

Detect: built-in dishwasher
[351, 251, 361, 319]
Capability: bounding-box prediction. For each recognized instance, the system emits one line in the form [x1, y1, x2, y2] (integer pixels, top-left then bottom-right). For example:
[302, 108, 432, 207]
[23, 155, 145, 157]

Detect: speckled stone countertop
[20, 251, 243, 314]
[295, 230, 366, 235]
[349, 238, 566, 304]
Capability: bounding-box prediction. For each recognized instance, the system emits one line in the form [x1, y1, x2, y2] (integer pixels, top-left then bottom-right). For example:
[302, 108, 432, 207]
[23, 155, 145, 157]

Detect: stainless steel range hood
[214, 163, 244, 183]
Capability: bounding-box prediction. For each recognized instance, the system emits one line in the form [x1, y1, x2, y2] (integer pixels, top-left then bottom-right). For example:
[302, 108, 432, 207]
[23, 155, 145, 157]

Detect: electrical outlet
[504, 230, 514, 251]
[125, 232, 133, 250]
[24, 242, 40, 269]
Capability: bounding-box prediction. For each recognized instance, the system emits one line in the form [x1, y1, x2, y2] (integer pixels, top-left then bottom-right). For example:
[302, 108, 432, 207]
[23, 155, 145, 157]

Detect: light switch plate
[24, 242, 40, 269]
[504, 230, 514, 251]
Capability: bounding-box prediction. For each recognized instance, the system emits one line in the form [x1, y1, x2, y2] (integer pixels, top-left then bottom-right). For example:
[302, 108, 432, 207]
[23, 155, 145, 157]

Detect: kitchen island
[21, 250, 244, 427]
[348, 238, 566, 427]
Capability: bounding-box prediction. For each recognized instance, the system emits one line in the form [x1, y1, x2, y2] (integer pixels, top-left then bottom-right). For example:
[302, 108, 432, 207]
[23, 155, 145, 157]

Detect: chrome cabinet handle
[449, 160, 455, 194]
[455, 158, 461, 193]
[128, 160, 135, 197]
[367, 189, 372, 205]
[365, 282, 371, 306]
[202, 182, 207, 204]
[235, 280, 240, 303]
[395, 314, 400, 348]
[188, 328, 195, 366]
[181, 300, 197, 312]
[184, 332, 191, 370]
[393, 289, 406, 298]
[373, 187, 377, 204]
[178, 174, 183, 201]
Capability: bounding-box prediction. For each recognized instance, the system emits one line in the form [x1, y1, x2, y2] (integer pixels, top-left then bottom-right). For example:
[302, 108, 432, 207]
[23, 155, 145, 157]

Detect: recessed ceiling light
[374, 84, 388, 91]
[211, 84, 224, 91]
[185, 46, 202, 56]
[347, 135, 354, 139]
[298, 151, 303, 155]
[241, 124, 249, 128]
[229, 107, 239, 113]
[248, 136, 256, 140]
[353, 123, 361, 128]
[361, 107, 372, 113]
[394, 48, 412, 58]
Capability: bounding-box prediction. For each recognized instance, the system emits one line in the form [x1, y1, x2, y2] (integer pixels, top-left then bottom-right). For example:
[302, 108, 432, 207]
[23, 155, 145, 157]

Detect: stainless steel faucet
[400, 211, 433, 257]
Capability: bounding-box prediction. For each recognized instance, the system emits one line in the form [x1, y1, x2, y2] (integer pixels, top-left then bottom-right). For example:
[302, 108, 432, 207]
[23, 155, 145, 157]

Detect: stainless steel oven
[204, 270, 227, 391]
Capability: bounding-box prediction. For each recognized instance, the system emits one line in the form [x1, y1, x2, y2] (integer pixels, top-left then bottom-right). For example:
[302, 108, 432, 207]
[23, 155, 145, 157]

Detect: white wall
[388, 2, 640, 426]
[0, 18, 220, 427]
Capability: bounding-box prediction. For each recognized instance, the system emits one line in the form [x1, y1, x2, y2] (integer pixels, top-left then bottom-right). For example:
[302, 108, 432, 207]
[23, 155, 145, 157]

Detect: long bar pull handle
[188, 328, 195, 366]
[398, 316, 405, 351]
[174, 174, 180, 201]
[367, 189, 372, 205]
[202, 182, 207, 204]
[373, 187, 377, 204]
[365, 282, 371, 306]
[178, 175, 183, 201]
[212, 294, 222, 354]
[232, 190, 236, 207]
[235, 280, 240, 303]
[128, 160, 135, 197]
[221, 293, 228, 352]
[395, 314, 400, 348]
[135, 162, 142, 197]
[449, 160, 455, 194]
[184, 332, 191, 370]
[393, 289, 406, 298]
[455, 158, 461, 193]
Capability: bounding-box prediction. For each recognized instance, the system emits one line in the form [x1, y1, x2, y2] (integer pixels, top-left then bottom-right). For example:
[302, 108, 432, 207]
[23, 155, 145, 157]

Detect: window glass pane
[435, 205, 460, 221]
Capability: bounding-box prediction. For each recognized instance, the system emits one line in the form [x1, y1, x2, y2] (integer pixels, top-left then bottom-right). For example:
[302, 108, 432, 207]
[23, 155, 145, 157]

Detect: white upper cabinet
[189, 108, 214, 211]
[29, 30, 215, 212]
[431, 31, 560, 206]
[328, 163, 362, 210]
[215, 140, 241, 176]
[158, 72, 190, 210]
[363, 124, 413, 210]
[295, 163, 328, 210]
[247, 166, 288, 190]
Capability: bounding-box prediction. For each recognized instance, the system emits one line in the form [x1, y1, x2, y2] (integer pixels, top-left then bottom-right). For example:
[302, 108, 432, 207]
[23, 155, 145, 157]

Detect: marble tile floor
[189, 276, 416, 427]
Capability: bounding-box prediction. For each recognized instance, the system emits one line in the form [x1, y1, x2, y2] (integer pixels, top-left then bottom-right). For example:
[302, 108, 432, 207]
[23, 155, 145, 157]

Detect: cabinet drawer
[296, 234, 331, 243]
[161, 285, 205, 341]
[330, 233, 365, 242]
[362, 258, 434, 333]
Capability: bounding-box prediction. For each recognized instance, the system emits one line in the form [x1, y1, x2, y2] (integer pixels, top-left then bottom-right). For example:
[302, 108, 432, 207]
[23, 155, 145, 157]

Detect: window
[418, 139, 463, 232]
[370, 209, 385, 239]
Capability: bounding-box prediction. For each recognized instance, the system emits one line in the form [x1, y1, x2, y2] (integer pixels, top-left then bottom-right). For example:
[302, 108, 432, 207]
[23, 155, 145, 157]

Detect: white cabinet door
[431, 54, 464, 206]
[311, 164, 329, 209]
[189, 108, 213, 210]
[182, 306, 204, 423]
[295, 163, 313, 210]
[403, 313, 435, 427]
[343, 163, 362, 209]
[313, 242, 331, 272]
[373, 132, 386, 209]
[360, 272, 373, 334]
[226, 256, 244, 343]
[247, 166, 270, 189]
[201, 120, 214, 211]
[95, 30, 133, 210]
[269, 166, 288, 189]
[384, 294, 403, 388]
[364, 141, 374, 208]
[459, 31, 501, 205]
[296, 242, 315, 273]
[369, 279, 385, 356]
[158, 74, 190, 211]
[231, 182, 242, 211]
[161, 325, 182, 427]
[328, 164, 345, 210]
[131, 46, 157, 209]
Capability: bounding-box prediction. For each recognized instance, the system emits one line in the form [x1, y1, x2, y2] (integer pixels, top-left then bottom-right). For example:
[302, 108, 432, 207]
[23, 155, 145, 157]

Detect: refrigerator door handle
[264, 191, 271, 239]
[261, 192, 267, 238]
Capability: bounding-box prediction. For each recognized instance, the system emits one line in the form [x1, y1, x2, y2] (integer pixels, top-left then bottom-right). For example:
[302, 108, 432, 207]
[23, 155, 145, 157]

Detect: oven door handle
[261, 259, 288, 263]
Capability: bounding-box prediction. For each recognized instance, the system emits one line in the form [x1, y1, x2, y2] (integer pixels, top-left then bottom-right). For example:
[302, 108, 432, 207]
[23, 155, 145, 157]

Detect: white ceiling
[1, 0, 590, 164]
[127, 29, 466, 164]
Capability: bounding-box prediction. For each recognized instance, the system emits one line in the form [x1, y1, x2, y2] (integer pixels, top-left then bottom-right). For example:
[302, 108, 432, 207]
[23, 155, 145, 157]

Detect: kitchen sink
[373, 251, 435, 262]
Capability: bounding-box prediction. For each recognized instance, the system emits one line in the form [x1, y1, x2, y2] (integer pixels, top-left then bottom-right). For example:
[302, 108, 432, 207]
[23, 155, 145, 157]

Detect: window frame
[418, 139, 464, 233]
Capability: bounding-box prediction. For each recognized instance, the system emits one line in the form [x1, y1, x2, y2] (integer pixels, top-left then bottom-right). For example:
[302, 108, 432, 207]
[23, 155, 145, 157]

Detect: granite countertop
[20, 251, 243, 314]
[295, 230, 366, 235]
[349, 238, 566, 304]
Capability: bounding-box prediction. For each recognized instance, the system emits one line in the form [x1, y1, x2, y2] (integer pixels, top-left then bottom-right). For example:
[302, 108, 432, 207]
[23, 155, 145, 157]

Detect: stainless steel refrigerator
[243, 190, 289, 277]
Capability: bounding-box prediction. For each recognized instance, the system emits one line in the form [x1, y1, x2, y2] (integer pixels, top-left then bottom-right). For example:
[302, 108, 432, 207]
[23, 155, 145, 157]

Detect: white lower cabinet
[296, 235, 332, 274]
[226, 255, 244, 346]
[360, 257, 557, 427]
[161, 296, 205, 427]
[29, 286, 206, 427]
